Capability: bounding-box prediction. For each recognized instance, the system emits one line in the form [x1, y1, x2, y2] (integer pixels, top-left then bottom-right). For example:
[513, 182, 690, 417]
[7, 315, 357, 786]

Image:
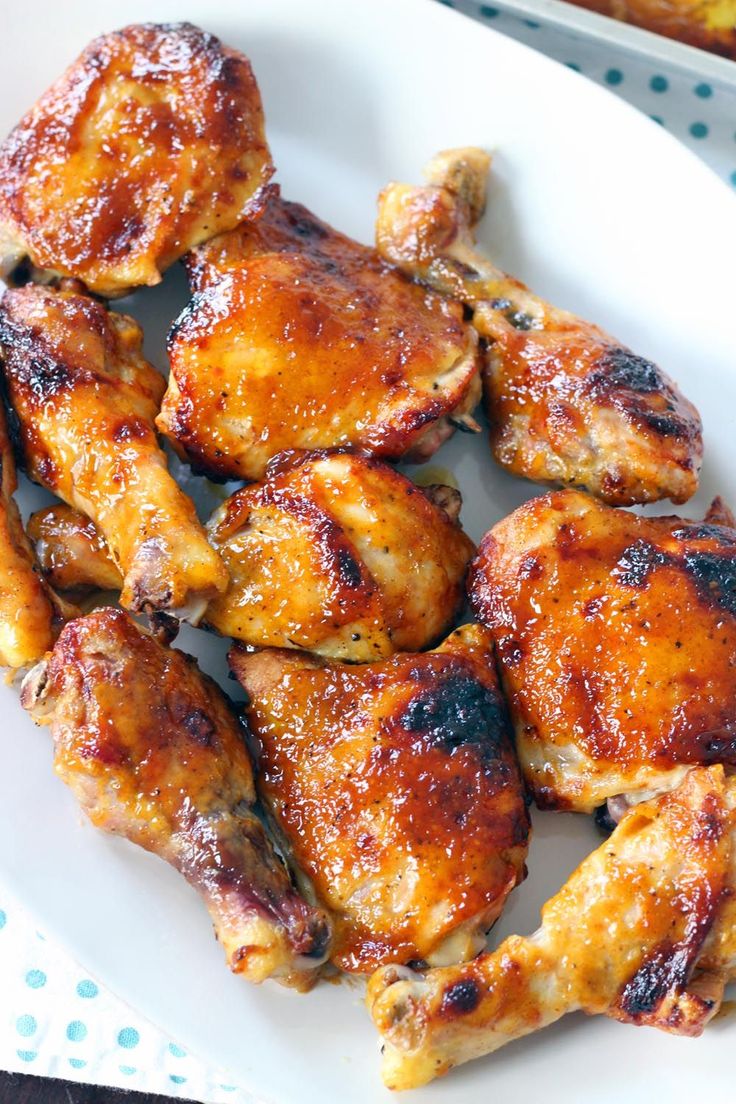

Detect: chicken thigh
[24, 451, 475, 662]
[157, 195, 481, 481]
[0, 284, 228, 620]
[230, 624, 530, 974]
[21, 607, 331, 989]
[0, 22, 273, 297]
[206, 450, 476, 659]
[0, 402, 58, 667]
[468, 489, 736, 813]
[368, 765, 734, 1088]
[376, 149, 702, 506]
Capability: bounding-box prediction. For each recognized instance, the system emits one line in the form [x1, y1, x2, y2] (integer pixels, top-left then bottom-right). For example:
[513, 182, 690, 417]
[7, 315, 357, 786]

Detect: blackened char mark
[683, 551, 736, 616]
[181, 708, 216, 747]
[400, 670, 510, 756]
[617, 943, 690, 1019]
[612, 539, 667, 588]
[691, 725, 736, 763]
[639, 410, 689, 437]
[441, 978, 480, 1017]
[284, 202, 330, 242]
[586, 346, 695, 440]
[673, 523, 736, 544]
[591, 347, 663, 394]
[612, 537, 736, 617]
[337, 547, 363, 589]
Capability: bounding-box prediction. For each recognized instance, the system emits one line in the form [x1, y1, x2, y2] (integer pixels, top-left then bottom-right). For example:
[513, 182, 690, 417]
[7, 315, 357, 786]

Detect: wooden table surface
[0, 1071, 196, 1103]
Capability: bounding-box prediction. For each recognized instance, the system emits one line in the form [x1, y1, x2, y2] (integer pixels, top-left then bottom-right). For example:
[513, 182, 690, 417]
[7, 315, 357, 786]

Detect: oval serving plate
[1, 1, 736, 1101]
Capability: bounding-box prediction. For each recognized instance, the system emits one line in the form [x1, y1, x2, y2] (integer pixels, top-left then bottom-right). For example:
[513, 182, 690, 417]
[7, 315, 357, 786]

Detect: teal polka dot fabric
[447, 0, 736, 188]
[0, 893, 253, 1101]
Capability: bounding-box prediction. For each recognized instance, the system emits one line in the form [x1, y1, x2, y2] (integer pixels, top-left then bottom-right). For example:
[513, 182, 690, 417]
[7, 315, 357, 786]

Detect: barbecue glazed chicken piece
[28, 504, 122, 596]
[24, 452, 475, 662]
[21, 607, 331, 989]
[157, 195, 481, 482]
[0, 22, 273, 298]
[368, 765, 736, 1089]
[377, 149, 702, 506]
[468, 489, 736, 814]
[206, 451, 476, 659]
[0, 403, 58, 667]
[230, 624, 530, 974]
[0, 284, 228, 620]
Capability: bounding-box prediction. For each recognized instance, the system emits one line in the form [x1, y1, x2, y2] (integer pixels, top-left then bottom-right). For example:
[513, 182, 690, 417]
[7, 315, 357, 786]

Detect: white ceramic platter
[2, 1, 736, 1101]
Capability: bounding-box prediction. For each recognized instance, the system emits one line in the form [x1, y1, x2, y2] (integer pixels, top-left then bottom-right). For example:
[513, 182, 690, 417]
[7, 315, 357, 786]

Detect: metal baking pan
[458, 0, 736, 86]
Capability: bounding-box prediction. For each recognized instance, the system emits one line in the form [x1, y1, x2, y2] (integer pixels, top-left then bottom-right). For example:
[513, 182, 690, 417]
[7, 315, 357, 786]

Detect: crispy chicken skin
[0, 403, 58, 667]
[468, 489, 736, 813]
[157, 196, 481, 482]
[23, 452, 475, 662]
[368, 766, 734, 1089]
[376, 149, 702, 506]
[21, 607, 331, 989]
[206, 450, 476, 660]
[0, 23, 273, 298]
[0, 284, 228, 620]
[28, 504, 122, 595]
[230, 625, 530, 974]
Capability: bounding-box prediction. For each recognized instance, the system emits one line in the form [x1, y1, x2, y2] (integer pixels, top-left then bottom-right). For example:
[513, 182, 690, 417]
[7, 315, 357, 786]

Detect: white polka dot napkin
[0, 890, 255, 1102]
[1, 6, 733, 1101]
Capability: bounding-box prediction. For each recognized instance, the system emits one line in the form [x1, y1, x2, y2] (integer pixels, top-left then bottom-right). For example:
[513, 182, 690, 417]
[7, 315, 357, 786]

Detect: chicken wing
[21, 607, 331, 989]
[468, 488, 736, 813]
[0, 284, 228, 620]
[157, 195, 481, 481]
[0, 22, 273, 298]
[0, 402, 58, 667]
[230, 624, 530, 974]
[368, 765, 732, 1089]
[376, 149, 702, 506]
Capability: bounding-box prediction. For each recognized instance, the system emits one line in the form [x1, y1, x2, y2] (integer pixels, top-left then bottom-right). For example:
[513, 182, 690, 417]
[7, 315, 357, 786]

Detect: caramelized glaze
[0, 23, 273, 296]
[231, 624, 529, 973]
[207, 450, 475, 659]
[0, 284, 228, 618]
[376, 149, 702, 506]
[28, 503, 122, 594]
[0, 403, 57, 667]
[469, 489, 736, 811]
[369, 766, 733, 1088]
[158, 196, 480, 481]
[22, 608, 331, 989]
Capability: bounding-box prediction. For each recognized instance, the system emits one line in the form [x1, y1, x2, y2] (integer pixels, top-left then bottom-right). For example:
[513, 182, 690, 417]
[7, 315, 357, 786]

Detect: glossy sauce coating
[0, 284, 228, 618]
[368, 766, 732, 1089]
[231, 624, 530, 973]
[376, 149, 702, 506]
[21, 608, 331, 989]
[469, 488, 736, 811]
[0, 403, 57, 667]
[206, 450, 475, 660]
[28, 503, 122, 594]
[158, 197, 480, 481]
[0, 22, 273, 296]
